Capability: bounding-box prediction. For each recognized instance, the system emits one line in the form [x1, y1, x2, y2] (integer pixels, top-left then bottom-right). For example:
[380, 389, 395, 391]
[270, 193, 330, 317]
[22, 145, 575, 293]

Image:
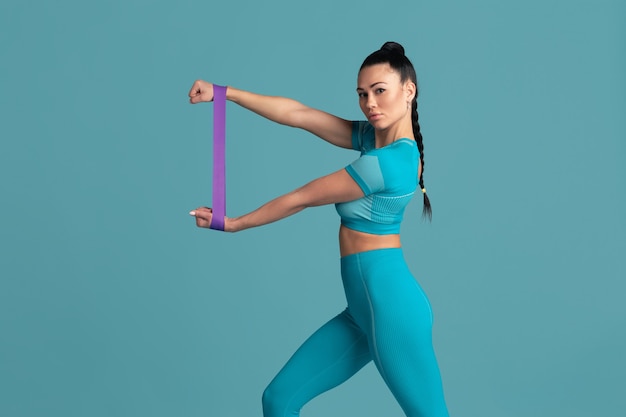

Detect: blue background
[1, 1, 624, 416]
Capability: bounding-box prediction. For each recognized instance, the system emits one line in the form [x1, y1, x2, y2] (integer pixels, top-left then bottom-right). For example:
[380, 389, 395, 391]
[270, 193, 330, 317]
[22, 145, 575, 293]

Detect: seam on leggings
[356, 255, 391, 386]
[281, 333, 369, 417]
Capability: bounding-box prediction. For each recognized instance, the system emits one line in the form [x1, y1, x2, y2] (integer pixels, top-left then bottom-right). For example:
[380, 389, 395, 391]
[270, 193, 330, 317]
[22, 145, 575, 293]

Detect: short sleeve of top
[335, 121, 419, 235]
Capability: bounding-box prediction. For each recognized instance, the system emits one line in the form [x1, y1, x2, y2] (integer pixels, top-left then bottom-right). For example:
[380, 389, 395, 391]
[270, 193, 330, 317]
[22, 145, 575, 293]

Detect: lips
[368, 113, 382, 121]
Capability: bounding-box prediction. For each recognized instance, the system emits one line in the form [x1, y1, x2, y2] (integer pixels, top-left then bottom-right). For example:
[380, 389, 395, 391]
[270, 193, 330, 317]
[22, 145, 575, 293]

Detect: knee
[262, 383, 287, 417]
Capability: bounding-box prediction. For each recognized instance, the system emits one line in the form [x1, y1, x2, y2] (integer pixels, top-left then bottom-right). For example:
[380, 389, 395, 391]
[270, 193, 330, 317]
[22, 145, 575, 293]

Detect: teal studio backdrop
[1, 0, 624, 416]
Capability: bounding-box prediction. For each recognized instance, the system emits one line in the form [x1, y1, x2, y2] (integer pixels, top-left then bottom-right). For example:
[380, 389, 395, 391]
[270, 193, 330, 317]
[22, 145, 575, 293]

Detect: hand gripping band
[210, 85, 227, 230]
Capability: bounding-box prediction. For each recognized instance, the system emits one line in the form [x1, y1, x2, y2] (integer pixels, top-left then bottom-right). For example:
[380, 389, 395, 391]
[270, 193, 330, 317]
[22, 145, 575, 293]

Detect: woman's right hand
[187, 80, 353, 149]
[188, 80, 215, 104]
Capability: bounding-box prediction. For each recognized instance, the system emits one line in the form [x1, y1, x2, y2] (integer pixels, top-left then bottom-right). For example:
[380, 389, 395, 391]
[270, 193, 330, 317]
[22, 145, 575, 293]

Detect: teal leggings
[262, 248, 449, 417]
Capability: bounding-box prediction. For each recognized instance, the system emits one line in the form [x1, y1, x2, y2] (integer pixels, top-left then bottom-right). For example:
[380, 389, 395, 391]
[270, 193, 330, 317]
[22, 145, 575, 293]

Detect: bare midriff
[339, 225, 402, 257]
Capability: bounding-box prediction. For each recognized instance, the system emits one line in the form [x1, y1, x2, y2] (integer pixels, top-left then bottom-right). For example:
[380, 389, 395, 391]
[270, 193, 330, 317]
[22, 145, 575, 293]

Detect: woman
[188, 42, 450, 417]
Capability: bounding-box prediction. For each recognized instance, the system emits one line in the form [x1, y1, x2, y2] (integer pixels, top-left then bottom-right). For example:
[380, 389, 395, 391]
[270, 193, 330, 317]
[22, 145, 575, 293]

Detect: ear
[405, 81, 416, 102]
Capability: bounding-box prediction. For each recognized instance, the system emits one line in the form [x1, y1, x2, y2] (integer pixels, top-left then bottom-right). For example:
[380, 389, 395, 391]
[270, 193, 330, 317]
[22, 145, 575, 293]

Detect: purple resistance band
[209, 85, 226, 231]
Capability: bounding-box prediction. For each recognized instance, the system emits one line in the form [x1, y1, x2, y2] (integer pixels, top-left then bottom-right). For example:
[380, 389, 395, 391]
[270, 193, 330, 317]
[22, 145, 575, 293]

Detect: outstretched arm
[188, 80, 353, 149]
[190, 169, 363, 232]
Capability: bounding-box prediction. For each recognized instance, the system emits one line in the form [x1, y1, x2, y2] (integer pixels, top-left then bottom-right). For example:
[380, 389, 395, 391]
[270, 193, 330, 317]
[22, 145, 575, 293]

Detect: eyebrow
[356, 82, 386, 91]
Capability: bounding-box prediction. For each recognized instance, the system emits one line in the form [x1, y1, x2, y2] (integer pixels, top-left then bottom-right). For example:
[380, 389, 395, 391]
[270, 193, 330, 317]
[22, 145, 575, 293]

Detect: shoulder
[372, 139, 419, 188]
[370, 138, 418, 161]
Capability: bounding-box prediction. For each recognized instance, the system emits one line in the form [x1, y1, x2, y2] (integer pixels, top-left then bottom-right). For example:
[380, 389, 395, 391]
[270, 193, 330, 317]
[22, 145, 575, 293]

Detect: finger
[189, 207, 212, 217]
[188, 83, 204, 104]
[188, 80, 202, 98]
[189, 92, 210, 104]
[187, 80, 214, 104]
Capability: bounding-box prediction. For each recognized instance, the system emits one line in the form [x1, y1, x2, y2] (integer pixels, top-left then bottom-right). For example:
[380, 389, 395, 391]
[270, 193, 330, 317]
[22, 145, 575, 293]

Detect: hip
[340, 247, 433, 325]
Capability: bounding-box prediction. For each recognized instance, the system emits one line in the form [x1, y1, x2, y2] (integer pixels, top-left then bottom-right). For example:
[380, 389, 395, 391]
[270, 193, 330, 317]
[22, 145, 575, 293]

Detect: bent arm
[226, 87, 354, 149]
[227, 169, 363, 232]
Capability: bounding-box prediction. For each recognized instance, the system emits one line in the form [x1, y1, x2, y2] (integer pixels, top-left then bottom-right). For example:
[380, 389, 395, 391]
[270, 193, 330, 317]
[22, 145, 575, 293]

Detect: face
[356, 63, 415, 131]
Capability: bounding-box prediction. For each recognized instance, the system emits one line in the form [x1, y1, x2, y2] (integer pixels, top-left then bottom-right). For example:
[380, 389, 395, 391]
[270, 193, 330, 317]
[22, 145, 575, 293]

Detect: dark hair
[360, 42, 432, 221]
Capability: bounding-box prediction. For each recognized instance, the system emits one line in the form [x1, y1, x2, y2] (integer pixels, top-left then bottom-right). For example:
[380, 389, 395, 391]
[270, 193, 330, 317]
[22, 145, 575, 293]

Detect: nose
[366, 94, 377, 110]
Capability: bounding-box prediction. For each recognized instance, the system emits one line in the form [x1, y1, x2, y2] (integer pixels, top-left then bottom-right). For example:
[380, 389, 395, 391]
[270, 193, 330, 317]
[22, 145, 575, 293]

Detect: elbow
[291, 188, 325, 211]
[283, 106, 309, 129]
[287, 189, 314, 212]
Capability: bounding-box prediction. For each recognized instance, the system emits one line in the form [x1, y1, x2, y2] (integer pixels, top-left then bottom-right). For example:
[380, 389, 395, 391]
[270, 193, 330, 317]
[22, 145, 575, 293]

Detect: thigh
[366, 255, 449, 417]
[263, 309, 372, 415]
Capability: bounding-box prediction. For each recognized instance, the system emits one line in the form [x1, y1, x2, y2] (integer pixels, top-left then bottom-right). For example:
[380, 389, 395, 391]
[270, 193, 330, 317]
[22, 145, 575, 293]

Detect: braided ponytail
[361, 41, 433, 221]
[411, 100, 432, 220]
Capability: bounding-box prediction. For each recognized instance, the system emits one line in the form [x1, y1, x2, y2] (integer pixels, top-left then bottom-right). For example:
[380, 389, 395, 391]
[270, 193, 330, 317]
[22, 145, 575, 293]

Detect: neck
[374, 118, 414, 149]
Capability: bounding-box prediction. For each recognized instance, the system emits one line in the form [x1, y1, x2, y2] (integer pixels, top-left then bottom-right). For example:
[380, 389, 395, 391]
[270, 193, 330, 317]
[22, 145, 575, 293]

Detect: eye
[358, 92, 367, 98]
[375, 88, 385, 94]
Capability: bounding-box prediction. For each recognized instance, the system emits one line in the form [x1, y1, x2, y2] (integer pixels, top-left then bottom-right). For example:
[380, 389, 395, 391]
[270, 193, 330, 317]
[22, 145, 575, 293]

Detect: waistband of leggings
[340, 247, 404, 263]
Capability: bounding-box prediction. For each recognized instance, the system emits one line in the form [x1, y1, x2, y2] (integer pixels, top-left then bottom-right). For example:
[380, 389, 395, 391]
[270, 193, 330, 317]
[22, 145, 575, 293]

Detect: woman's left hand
[189, 207, 232, 231]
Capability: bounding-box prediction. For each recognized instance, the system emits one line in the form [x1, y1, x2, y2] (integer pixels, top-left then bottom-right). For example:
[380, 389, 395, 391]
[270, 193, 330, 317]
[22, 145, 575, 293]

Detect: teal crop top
[335, 121, 418, 235]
